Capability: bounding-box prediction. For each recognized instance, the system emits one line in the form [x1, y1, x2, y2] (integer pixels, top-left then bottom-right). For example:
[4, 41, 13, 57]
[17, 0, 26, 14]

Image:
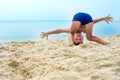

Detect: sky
[0, 0, 120, 21]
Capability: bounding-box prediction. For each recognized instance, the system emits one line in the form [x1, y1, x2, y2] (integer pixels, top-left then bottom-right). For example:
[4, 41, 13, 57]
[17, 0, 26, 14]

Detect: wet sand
[0, 34, 120, 80]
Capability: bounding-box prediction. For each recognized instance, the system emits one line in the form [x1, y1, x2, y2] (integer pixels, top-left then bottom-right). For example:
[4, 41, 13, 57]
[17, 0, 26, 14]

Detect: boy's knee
[70, 29, 76, 34]
[87, 37, 92, 41]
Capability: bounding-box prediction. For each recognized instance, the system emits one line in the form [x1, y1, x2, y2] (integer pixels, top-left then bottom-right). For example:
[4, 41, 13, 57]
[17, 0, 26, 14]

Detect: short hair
[73, 41, 83, 46]
[73, 41, 80, 46]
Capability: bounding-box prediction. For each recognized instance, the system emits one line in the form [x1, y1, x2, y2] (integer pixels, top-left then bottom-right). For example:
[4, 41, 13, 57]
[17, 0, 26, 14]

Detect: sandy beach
[0, 34, 120, 80]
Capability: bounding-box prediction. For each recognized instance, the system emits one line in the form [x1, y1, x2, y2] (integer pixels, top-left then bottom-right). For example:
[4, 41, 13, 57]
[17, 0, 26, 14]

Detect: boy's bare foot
[102, 42, 110, 45]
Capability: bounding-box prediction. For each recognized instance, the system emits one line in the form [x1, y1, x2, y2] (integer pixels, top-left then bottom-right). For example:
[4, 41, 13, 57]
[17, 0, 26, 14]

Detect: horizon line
[0, 20, 71, 22]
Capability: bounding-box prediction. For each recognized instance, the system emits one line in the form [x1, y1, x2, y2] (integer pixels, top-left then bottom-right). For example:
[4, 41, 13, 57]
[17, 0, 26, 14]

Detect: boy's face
[73, 33, 83, 44]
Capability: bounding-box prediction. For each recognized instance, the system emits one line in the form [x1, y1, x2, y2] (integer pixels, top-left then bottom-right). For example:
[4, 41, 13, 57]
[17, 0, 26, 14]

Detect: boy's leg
[85, 22, 107, 45]
[69, 21, 81, 45]
[70, 21, 81, 33]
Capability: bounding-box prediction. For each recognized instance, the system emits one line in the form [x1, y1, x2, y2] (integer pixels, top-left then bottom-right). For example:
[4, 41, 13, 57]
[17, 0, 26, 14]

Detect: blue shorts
[72, 12, 93, 25]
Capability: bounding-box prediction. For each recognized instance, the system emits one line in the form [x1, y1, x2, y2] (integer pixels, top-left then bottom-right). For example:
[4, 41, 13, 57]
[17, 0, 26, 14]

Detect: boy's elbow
[92, 20, 96, 24]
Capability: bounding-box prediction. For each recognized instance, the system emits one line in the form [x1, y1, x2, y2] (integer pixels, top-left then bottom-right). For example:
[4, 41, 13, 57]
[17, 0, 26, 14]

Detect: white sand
[0, 34, 120, 80]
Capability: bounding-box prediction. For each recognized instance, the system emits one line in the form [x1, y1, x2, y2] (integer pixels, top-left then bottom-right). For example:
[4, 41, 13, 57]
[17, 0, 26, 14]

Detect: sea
[0, 20, 120, 43]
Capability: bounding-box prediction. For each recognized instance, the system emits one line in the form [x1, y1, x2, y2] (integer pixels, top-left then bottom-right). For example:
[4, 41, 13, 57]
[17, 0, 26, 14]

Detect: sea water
[0, 20, 119, 42]
[0, 20, 71, 42]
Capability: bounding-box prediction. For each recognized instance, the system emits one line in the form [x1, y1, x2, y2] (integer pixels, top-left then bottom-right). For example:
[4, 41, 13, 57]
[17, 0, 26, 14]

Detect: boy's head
[73, 33, 83, 45]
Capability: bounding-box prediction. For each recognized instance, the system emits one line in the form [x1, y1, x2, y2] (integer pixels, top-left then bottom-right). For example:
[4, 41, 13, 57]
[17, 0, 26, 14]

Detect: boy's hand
[68, 42, 74, 46]
[104, 14, 113, 24]
[40, 32, 48, 40]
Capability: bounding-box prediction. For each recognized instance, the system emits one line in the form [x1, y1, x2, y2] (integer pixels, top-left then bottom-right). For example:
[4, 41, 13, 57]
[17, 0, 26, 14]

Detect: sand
[0, 34, 120, 80]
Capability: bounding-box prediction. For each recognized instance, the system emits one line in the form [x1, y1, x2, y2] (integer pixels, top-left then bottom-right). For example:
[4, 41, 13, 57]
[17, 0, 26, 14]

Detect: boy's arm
[93, 14, 113, 24]
[68, 32, 74, 46]
[40, 28, 69, 39]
